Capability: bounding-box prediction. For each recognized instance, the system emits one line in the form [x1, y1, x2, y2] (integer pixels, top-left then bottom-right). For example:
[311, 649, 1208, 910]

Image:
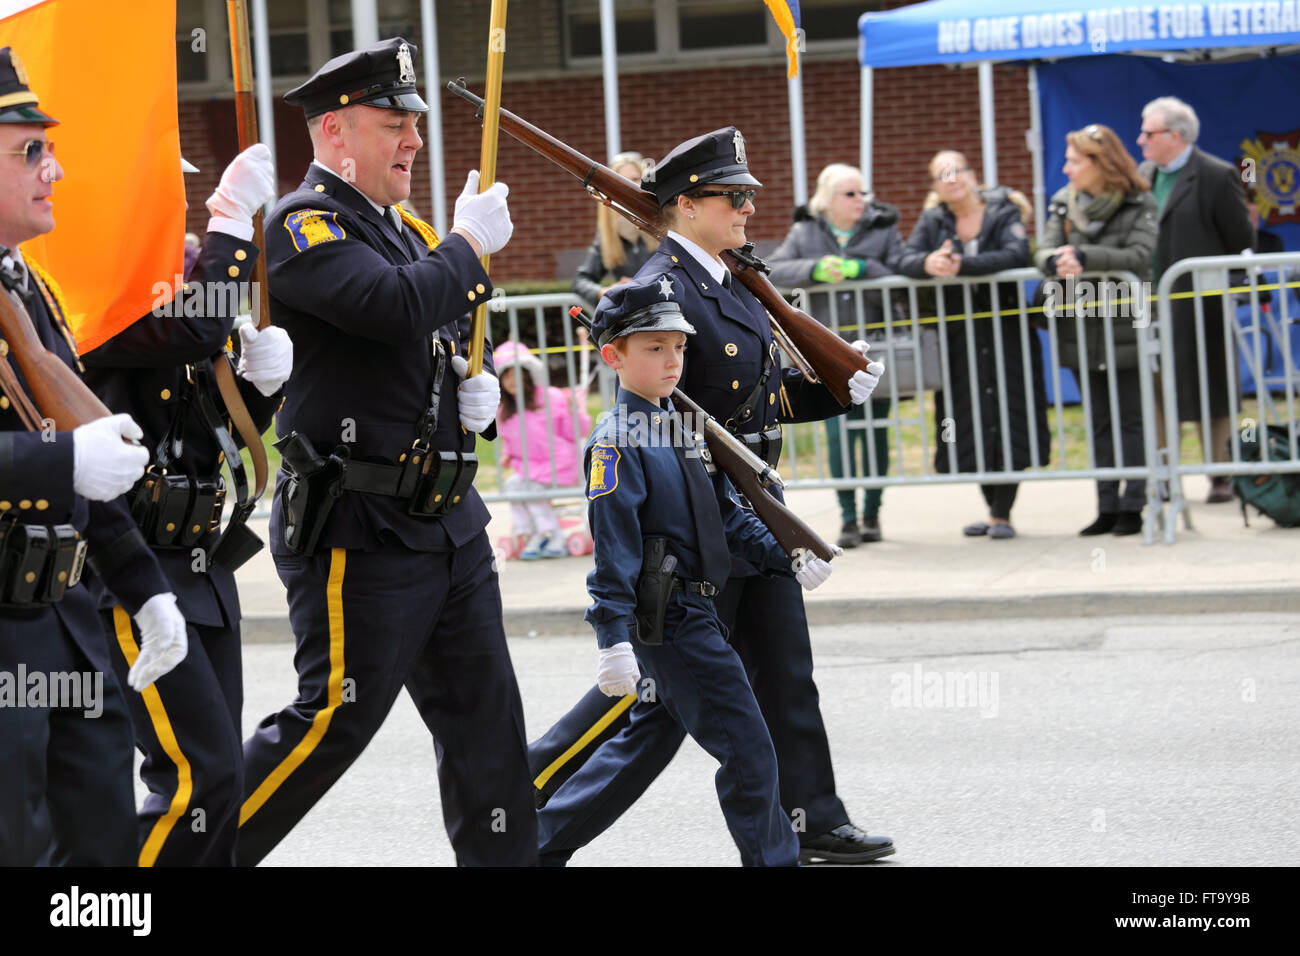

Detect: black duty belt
[670, 577, 719, 597]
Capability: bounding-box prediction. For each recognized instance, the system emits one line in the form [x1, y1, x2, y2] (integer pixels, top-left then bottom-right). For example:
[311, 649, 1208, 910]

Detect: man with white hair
[1137, 96, 1254, 502]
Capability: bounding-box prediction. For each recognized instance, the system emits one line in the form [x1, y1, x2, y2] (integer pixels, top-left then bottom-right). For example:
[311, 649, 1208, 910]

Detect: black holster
[634, 537, 677, 646]
[275, 431, 346, 557]
[0, 519, 87, 608]
[739, 424, 784, 468]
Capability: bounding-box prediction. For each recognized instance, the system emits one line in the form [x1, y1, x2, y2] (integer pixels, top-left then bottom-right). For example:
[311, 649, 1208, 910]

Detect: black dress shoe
[1206, 477, 1234, 503]
[837, 521, 860, 549]
[860, 516, 881, 542]
[799, 824, 895, 864]
[1111, 511, 1143, 536]
[1079, 513, 1117, 536]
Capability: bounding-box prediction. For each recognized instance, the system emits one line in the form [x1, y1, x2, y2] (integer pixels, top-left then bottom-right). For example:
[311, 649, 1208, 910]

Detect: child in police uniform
[567, 272, 834, 866]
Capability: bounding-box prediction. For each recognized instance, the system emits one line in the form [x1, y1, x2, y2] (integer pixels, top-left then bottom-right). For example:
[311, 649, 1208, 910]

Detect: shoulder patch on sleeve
[587, 444, 621, 499]
[284, 209, 346, 252]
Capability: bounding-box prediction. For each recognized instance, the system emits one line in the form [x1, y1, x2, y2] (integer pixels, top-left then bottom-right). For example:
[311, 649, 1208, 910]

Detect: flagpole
[467, 0, 507, 377]
[226, 0, 271, 331]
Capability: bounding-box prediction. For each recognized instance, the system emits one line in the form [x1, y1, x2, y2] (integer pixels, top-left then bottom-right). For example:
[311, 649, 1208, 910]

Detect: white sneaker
[519, 533, 547, 560]
[539, 533, 569, 558]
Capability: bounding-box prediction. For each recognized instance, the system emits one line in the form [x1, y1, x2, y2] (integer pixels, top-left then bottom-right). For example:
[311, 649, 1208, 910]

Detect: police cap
[592, 273, 696, 348]
[286, 37, 428, 119]
[0, 47, 57, 126]
[644, 127, 761, 208]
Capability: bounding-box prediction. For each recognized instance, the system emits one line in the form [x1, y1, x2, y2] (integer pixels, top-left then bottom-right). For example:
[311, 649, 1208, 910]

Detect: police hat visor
[0, 103, 57, 126]
[598, 302, 696, 347]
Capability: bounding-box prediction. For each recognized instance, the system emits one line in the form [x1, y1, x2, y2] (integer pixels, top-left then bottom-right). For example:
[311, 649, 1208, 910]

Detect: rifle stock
[0, 288, 111, 430]
[448, 79, 865, 405]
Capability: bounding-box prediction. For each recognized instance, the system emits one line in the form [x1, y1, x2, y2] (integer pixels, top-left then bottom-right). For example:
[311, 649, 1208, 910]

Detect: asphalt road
[167, 612, 1299, 867]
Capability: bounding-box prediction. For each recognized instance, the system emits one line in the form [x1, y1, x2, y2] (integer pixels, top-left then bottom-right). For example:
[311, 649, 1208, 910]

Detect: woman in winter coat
[1034, 123, 1158, 536]
[768, 163, 903, 547]
[897, 150, 1047, 539]
[572, 152, 659, 310]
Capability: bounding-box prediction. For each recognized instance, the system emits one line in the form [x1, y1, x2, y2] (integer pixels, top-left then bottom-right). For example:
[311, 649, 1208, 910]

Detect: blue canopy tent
[858, 0, 1300, 237]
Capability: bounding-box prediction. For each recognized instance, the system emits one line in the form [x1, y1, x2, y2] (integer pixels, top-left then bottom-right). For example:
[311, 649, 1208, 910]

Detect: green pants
[824, 398, 890, 525]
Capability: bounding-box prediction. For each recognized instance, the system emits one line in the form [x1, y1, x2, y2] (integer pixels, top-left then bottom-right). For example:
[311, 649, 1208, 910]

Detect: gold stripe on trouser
[112, 605, 192, 868]
[533, 693, 637, 791]
[239, 548, 348, 826]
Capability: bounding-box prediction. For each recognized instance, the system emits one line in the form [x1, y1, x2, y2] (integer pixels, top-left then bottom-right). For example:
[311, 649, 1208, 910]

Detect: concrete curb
[238, 585, 1300, 642]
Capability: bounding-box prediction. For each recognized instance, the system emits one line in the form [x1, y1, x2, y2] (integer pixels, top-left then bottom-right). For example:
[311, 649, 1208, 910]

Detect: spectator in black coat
[897, 151, 1047, 540]
[571, 152, 658, 310]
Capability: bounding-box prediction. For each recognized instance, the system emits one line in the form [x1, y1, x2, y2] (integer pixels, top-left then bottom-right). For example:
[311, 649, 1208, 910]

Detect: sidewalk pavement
[236, 474, 1300, 642]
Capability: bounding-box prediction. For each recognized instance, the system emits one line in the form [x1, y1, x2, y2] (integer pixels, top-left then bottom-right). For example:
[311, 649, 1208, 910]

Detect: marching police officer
[531, 128, 896, 864]
[0, 47, 189, 865]
[79, 146, 288, 866]
[237, 37, 536, 866]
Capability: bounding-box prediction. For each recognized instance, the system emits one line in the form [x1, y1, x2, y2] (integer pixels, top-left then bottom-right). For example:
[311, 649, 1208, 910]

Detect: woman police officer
[528, 127, 895, 865]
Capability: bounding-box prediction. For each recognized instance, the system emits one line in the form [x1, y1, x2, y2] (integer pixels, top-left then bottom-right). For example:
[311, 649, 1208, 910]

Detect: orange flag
[0, 0, 184, 352]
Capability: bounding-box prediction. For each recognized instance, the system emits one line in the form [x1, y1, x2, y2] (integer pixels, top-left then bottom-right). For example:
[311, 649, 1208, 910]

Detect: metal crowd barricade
[776, 268, 1164, 543]
[483, 257, 1300, 546]
[1156, 251, 1300, 542]
[481, 291, 604, 505]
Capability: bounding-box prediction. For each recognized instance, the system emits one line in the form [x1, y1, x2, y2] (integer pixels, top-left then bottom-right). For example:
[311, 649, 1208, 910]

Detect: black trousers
[0, 597, 137, 866]
[105, 608, 244, 866]
[979, 483, 1019, 520]
[1087, 368, 1146, 513]
[238, 532, 537, 866]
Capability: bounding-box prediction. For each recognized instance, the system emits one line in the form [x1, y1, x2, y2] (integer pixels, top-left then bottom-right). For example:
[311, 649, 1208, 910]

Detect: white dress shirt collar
[667, 230, 727, 286]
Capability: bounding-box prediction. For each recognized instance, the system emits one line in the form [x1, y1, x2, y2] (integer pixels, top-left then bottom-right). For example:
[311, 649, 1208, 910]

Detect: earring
[688, 214, 695, 219]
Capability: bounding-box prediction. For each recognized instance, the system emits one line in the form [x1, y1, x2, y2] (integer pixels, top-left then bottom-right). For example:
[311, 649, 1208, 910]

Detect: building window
[676, 1, 767, 52]
[565, 0, 657, 59]
[175, 0, 209, 84]
[802, 1, 883, 44]
[328, 0, 419, 59]
[264, 0, 312, 77]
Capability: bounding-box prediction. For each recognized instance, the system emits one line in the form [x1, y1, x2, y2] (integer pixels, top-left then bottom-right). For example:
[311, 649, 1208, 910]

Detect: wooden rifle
[567, 306, 838, 562]
[448, 78, 866, 406]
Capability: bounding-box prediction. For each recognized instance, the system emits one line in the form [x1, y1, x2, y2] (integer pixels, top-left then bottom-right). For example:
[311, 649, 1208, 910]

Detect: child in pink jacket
[495, 339, 593, 559]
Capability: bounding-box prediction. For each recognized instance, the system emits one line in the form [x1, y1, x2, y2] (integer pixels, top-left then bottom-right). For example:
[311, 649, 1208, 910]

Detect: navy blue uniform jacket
[0, 271, 170, 671]
[264, 164, 498, 553]
[81, 230, 274, 628]
[583, 389, 787, 649]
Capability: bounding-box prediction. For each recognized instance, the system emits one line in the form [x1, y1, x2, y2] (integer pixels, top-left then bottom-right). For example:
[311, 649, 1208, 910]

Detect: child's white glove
[791, 548, 833, 591]
[596, 642, 640, 697]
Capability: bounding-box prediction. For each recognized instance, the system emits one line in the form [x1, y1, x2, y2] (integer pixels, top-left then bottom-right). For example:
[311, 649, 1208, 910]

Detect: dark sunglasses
[690, 189, 757, 209]
[838, 190, 866, 199]
[1, 138, 54, 168]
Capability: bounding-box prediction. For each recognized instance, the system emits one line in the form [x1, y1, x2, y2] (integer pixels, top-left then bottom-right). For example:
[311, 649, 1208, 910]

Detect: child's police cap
[286, 37, 428, 119]
[0, 47, 57, 126]
[644, 127, 761, 208]
[593, 273, 696, 348]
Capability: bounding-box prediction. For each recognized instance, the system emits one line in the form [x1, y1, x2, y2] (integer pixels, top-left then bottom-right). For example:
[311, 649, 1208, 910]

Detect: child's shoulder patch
[284, 208, 346, 252]
[587, 444, 621, 499]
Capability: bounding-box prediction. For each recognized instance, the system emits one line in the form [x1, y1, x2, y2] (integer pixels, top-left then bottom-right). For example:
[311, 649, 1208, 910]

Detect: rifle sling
[0, 352, 41, 430]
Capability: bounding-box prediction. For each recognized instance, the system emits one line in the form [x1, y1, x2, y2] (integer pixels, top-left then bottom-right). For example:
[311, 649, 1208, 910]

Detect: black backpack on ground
[1232, 424, 1300, 527]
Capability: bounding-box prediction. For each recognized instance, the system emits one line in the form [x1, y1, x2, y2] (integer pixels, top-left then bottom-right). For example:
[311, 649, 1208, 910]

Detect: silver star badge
[657, 276, 674, 299]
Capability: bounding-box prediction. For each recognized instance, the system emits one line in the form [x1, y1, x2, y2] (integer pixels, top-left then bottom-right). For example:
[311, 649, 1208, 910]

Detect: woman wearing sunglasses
[528, 128, 894, 866]
[898, 150, 1047, 540]
[769, 162, 905, 547]
[1035, 123, 1158, 536]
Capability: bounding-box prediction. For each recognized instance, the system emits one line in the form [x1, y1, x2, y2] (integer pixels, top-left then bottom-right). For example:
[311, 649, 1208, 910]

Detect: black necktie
[721, 270, 732, 290]
[670, 412, 730, 590]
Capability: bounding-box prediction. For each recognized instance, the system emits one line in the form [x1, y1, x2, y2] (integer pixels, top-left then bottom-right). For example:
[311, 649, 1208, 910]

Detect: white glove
[206, 143, 276, 223]
[847, 340, 885, 405]
[452, 170, 513, 255]
[237, 323, 293, 396]
[596, 642, 640, 697]
[450, 354, 500, 433]
[128, 592, 189, 691]
[71, 414, 149, 501]
[791, 548, 833, 591]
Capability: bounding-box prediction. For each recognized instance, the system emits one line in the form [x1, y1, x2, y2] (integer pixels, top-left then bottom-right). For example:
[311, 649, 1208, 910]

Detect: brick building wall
[180, 12, 1036, 282]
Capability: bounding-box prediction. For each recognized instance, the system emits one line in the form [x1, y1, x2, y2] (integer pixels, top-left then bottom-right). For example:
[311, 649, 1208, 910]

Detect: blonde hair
[808, 163, 865, 216]
[596, 151, 657, 272]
